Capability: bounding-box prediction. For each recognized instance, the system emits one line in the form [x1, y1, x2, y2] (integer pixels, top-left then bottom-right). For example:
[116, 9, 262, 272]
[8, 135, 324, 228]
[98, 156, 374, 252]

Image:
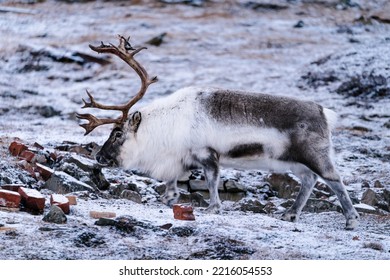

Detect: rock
[336, 73, 390, 99]
[74, 231, 105, 248]
[50, 194, 70, 214]
[361, 189, 379, 207]
[59, 154, 109, 190]
[159, 0, 205, 7]
[42, 205, 67, 224]
[173, 204, 195, 221]
[177, 192, 209, 207]
[94, 218, 117, 227]
[374, 180, 384, 188]
[188, 179, 208, 192]
[0, 190, 21, 208]
[114, 216, 138, 233]
[18, 187, 45, 213]
[145, 32, 167, 47]
[89, 211, 116, 219]
[303, 199, 341, 213]
[224, 180, 246, 193]
[239, 199, 266, 213]
[170, 226, 195, 237]
[265, 173, 300, 199]
[120, 190, 142, 204]
[160, 223, 173, 230]
[294, 20, 304, 28]
[242, 1, 288, 11]
[189, 179, 224, 192]
[354, 203, 378, 214]
[43, 171, 95, 194]
[371, 3, 390, 24]
[109, 183, 139, 197]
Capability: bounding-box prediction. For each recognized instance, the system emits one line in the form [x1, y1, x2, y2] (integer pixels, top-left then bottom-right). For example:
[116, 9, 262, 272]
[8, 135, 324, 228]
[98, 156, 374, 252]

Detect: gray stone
[189, 179, 224, 192]
[42, 205, 67, 224]
[110, 183, 139, 197]
[43, 171, 95, 194]
[239, 199, 266, 213]
[303, 199, 341, 213]
[224, 180, 246, 193]
[361, 189, 379, 206]
[60, 154, 109, 190]
[353, 203, 378, 214]
[178, 192, 209, 207]
[265, 173, 300, 199]
[121, 190, 142, 204]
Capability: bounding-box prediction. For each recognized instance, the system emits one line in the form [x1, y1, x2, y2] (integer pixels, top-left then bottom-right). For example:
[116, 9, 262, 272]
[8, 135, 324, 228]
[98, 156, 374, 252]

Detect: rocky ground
[0, 0, 390, 260]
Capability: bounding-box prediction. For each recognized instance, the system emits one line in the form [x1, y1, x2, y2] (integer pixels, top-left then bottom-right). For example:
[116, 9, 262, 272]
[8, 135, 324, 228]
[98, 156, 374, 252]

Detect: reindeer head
[77, 35, 157, 166]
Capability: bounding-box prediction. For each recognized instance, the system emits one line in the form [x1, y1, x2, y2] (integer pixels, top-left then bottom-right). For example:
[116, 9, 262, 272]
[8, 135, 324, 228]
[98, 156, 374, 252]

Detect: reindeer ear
[129, 111, 142, 133]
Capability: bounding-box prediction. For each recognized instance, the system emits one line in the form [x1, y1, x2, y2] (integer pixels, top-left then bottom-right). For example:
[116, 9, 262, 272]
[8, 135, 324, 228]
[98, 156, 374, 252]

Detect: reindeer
[77, 35, 359, 230]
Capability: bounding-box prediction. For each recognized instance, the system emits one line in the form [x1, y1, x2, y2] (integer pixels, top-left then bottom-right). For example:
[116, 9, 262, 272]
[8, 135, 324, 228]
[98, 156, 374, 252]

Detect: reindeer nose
[96, 153, 108, 165]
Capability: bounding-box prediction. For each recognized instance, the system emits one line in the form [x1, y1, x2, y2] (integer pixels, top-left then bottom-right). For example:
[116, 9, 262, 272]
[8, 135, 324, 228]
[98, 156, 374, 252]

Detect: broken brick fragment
[173, 204, 195, 221]
[50, 194, 70, 214]
[33, 142, 44, 150]
[65, 195, 77, 205]
[35, 163, 54, 181]
[0, 190, 21, 208]
[18, 187, 46, 213]
[18, 160, 37, 179]
[19, 150, 36, 162]
[1, 184, 24, 192]
[89, 211, 116, 219]
[9, 141, 28, 156]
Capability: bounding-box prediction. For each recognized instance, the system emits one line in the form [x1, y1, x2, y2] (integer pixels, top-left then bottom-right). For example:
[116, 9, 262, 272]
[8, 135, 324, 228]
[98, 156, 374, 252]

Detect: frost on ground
[1, 0, 390, 260]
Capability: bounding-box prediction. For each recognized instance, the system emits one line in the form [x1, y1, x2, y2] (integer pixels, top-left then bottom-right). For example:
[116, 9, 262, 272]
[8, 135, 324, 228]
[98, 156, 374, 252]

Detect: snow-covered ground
[0, 0, 389, 260]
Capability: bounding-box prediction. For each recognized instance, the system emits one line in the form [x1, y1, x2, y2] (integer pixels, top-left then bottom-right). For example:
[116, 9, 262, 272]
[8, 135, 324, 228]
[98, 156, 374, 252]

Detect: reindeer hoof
[161, 192, 179, 207]
[203, 203, 221, 214]
[281, 212, 299, 223]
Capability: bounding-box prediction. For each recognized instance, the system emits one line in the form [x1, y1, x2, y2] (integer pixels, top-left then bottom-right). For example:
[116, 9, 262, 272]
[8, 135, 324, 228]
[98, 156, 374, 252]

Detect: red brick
[18, 187, 46, 213]
[173, 204, 195, 221]
[1, 184, 24, 192]
[35, 163, 54, 181]
[0, 190, 21, 208]
[33, 142, 44, 150]
[19, 150, 35, 162]
[9, 141, 28, 156]
[50, 194, 70, 214]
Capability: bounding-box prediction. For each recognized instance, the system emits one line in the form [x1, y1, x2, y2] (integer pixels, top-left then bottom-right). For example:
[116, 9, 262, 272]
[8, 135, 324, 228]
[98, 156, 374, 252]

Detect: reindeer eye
[114, 130, 123, 139]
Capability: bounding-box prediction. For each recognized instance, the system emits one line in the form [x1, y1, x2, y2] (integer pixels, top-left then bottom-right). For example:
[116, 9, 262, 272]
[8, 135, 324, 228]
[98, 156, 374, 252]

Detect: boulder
[43, 171, 95, 194]
[42, 205, 67, 224]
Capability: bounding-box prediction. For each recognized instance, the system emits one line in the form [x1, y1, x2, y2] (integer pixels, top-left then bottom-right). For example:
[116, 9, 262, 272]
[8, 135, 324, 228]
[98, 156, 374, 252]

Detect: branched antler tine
[76, 113, 121, 135]
[81, 90, 95, 108]
[80, 35, 158, 134]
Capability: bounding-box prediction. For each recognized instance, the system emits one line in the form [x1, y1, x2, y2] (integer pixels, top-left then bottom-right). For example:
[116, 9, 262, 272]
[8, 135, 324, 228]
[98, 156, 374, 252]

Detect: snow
[0, 0, 390, 261]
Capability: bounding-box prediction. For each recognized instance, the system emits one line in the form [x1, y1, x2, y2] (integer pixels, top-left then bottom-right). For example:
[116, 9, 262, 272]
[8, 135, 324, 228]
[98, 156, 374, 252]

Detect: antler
[77, 35, 158, 135]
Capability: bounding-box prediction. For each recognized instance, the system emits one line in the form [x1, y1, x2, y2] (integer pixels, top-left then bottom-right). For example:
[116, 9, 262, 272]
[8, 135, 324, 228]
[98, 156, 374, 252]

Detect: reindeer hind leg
[192, 147, 222, 213]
